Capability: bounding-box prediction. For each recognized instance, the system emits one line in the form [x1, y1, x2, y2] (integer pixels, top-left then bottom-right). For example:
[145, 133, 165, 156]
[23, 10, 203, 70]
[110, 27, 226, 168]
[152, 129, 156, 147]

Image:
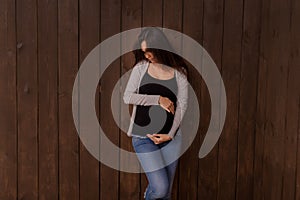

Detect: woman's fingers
[167, 101, 174, 108]
[153, 133, 167, 137]
[165, 104, 174, 114]
[147, 134, 172, 144]
[161, 104, 171, 113]
[159, 97, 174, 111]
[169, 104, 175, 114]
[159, 97, 175, 114]
[146, 134, 161, 144]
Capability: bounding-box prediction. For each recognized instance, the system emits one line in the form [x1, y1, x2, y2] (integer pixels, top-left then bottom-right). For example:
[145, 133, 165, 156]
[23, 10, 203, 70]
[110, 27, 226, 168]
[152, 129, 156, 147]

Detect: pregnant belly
[134, 105, 174, 134]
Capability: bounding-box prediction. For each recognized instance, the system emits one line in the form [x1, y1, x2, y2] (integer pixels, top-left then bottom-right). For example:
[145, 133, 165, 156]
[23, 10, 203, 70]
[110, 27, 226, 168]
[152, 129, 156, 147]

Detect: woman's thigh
[131, 133, 182, 172]
[132, 137, 167, 172]
[160, 133, 182, 188]
[159, 132, 182, 168]
[132, 137, 170, 196]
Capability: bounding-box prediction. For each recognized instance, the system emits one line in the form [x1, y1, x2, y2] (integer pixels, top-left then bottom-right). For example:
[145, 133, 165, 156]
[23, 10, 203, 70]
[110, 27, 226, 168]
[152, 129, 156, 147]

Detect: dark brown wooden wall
[0, 0, 299, 199]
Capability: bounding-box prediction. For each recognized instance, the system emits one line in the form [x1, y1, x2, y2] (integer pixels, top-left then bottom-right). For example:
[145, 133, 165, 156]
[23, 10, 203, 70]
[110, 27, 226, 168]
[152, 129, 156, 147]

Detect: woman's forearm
[123, 92, 160, 106]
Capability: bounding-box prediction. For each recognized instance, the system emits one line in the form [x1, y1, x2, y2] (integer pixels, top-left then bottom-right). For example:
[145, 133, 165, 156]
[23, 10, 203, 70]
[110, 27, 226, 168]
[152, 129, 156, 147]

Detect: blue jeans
[132, 133, 182, 200]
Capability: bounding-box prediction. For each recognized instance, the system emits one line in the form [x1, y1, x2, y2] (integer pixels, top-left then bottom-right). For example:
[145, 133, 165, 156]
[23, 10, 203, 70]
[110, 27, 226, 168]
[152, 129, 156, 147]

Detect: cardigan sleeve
[123, 63, 161, 106]
[167, 72, 189, 139]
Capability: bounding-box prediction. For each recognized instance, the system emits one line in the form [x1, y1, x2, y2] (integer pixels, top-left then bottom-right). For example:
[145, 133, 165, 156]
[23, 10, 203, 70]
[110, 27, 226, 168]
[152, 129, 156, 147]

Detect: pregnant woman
[123, 27, 189, 200]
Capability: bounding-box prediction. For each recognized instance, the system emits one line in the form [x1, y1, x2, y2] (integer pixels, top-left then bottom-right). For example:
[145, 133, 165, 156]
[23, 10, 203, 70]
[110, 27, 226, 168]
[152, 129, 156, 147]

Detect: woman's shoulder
[133, 60, 148, 70]
[129, 60, 148, 77]
[175, 67, 188, 81]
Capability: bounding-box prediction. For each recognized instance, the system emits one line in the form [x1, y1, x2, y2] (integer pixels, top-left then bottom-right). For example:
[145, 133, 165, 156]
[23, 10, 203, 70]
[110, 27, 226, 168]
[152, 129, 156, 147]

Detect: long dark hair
[132, 27, 189, 78]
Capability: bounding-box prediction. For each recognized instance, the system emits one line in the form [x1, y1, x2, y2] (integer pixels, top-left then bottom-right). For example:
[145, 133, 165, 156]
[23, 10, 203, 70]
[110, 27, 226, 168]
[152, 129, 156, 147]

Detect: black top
[131, 67, 178, 137]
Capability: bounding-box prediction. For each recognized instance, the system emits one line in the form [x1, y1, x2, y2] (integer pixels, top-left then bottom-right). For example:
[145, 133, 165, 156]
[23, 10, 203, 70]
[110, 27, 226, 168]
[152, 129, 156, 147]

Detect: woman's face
[141, 40, 157, 63]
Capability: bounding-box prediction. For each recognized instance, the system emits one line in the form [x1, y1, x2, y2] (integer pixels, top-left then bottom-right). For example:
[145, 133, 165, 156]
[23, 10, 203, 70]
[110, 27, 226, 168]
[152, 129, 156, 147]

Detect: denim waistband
[131, 131, 182, 139]
[131, 134, 148, 139]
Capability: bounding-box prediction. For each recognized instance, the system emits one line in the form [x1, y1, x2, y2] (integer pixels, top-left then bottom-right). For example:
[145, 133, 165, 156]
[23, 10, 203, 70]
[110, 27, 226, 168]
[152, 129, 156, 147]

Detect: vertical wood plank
[120, 0, 142, 199]
[253, 1, 268, 199]
[58, 0, 79, 199]
[282, 46, 299, 198]
[100, 0, 121, 199]
[235, 0, 261, 199]
[0, 0, 17, 199]
[284, 0, 300, 199]
[297, 96, 300, 200]
[16, 0, 38, 199]
[38, 0, 59, 199]
[198, 0, 224, 199]
[180, 0, 203, 199]
[217, 0, 243, 199]
[78, 0, 100, 199]
[264, 0, 290, 199]
[143, 0, 163, 27]
[255, 0, 291, 199]
[292, 0, 300, 199]
[257, 2, 272, 199]
[163, 0, 183, 30]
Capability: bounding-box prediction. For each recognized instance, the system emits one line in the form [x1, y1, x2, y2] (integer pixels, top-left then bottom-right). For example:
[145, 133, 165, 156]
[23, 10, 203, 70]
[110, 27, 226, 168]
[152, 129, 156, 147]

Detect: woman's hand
[159, 96, 175, 114]
[146, 134, 172, 144]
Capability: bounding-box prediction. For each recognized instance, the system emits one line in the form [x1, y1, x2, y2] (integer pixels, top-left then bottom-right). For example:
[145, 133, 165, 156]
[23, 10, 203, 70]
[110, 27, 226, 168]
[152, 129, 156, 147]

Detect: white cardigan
[123, 60, 189, 139]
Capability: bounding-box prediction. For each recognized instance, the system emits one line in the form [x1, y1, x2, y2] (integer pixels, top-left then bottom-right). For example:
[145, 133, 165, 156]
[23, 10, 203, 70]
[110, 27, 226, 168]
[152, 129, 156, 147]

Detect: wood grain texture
[79, 0, 100, 199]
[253, 0, 268, 198]
[258, 0, 291, 199]
[292, 0, 300, 199]
[198, 0, 224, 199]
[217, 0, 243, 199]
[100, 0, 121, 199]
[281, 0, 300, 198]
[58, 0, 79, 199]
[38, 0, 59, 199]
[236, 0, 261, 199]
[0, 0, 17, 199]
[16, 0, 38, 199]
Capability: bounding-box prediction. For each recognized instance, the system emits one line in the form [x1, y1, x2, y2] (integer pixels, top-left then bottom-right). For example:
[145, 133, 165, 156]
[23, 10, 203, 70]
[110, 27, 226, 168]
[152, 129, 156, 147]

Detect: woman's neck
[150, 62, 173, 72]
